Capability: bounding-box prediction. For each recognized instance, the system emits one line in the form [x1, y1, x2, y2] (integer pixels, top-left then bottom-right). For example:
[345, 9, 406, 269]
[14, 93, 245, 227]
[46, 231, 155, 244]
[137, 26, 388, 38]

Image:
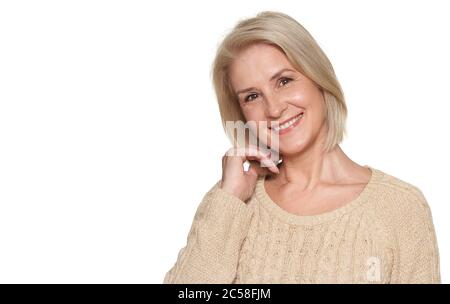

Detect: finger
[229, 147, 277, 168]
[245, 148, 279, 173]
[248, 160, 272, 176]
[225, 146, 279, 174]
[245, 163, 258, 177]
[245, 152, 279, 174]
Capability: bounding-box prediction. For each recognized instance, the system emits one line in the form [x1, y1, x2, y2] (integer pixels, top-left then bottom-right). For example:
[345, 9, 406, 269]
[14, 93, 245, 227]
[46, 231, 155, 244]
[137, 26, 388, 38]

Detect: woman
[163, 11, 440, 284]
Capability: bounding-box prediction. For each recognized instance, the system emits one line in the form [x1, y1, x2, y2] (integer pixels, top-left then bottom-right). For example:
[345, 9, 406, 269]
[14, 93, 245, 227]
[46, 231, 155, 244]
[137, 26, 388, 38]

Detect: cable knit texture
[163, 166, 441, 284]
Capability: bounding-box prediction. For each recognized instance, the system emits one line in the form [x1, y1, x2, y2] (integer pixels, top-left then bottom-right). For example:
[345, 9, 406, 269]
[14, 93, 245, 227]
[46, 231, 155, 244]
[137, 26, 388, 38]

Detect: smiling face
[229, 43, 328, 156]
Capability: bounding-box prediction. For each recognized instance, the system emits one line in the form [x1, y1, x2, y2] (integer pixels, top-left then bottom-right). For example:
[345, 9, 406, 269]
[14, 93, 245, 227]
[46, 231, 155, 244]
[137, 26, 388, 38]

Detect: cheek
[296, 87, 326, 120]
[241, 106, 266, 122]
[283, 86, 309, 107]
[287, 86, 304, 99]
[312, 95, 327, 121]
[305, 103, 327, 135]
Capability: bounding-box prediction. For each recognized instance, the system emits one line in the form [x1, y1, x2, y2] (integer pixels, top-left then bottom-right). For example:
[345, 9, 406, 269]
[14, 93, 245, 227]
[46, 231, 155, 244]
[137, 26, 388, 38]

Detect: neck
[275, 143, 359, 191]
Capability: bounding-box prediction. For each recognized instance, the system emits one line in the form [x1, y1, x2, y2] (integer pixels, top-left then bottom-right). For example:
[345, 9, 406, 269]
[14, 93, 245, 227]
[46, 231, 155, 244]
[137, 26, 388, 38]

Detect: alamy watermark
[366, 256, 381, 282]
[224, 120, 281, 167]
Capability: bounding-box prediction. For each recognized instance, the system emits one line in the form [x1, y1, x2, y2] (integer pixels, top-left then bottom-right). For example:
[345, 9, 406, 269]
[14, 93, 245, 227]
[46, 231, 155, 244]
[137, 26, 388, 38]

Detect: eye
[243, 77, 292, 103]
[244, 93, 259, 102]
[279, 77, 293, 86]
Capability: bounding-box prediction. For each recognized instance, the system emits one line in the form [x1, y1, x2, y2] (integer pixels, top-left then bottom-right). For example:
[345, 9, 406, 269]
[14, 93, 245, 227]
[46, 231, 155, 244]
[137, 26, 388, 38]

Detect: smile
[271, 112, 304, 134]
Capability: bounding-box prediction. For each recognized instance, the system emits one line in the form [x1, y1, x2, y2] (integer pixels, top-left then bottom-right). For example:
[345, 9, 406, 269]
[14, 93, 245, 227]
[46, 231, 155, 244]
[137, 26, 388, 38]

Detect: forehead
[229, 43, 294, 87]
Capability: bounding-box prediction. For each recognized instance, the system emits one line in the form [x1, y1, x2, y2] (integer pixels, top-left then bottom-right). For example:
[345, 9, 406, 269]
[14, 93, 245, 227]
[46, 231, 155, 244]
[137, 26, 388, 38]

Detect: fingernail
[260, 159, 273, 168]
[261, 159, 278, 171]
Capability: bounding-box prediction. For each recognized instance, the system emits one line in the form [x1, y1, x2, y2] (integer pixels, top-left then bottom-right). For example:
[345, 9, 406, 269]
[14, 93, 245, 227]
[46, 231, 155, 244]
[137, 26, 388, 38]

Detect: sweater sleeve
[163, 180, 254, 283]
[389, 187, 441, 284]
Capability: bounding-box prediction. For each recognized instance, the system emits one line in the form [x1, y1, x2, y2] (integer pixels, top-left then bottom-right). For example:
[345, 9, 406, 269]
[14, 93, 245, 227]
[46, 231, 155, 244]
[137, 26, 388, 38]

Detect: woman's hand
[220, 145, 280, 202]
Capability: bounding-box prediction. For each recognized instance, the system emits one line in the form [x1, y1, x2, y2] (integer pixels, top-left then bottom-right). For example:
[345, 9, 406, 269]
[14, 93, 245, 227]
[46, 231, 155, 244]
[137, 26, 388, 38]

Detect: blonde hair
[211, 11, 347, 153]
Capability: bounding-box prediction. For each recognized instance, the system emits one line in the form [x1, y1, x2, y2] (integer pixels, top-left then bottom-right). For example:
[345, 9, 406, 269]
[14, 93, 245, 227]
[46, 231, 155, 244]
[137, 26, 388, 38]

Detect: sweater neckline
[255, 165, 383, 226]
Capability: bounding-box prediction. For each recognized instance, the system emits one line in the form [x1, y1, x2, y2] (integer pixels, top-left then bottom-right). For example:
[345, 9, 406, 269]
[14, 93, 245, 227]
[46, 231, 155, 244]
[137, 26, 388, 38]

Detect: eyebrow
[235, 68, 296, 96]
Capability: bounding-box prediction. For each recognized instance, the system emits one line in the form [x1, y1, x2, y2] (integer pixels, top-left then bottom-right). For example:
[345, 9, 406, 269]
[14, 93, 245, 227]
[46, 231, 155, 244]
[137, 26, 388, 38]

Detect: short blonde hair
[211, 11, 347, 153]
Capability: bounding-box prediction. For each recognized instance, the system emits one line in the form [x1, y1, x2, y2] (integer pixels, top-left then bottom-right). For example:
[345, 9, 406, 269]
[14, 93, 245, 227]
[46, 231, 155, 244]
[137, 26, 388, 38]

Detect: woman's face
[229, 43, 328, 156]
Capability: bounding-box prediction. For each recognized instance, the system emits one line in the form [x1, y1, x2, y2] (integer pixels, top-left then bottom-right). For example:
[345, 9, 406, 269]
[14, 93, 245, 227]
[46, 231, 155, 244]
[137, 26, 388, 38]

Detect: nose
[264, 94, 287, 119]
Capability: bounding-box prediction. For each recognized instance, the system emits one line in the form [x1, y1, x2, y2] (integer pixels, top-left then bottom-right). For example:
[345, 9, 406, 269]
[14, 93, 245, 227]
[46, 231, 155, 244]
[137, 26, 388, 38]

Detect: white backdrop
[0, 0, 448, 283]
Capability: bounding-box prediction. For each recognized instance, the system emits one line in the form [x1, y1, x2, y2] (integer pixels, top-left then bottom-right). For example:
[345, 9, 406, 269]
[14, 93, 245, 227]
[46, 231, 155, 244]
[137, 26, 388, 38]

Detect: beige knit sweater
[163, 166, 441, 284]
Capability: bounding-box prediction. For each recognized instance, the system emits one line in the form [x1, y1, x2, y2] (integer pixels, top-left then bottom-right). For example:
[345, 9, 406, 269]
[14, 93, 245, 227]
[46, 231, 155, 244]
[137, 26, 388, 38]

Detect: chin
[277, 137, 310, 156]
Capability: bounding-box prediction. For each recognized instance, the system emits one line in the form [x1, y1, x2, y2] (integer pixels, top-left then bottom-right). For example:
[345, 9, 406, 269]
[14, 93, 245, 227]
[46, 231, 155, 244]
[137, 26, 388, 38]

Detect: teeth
[273, 113, 303, 132]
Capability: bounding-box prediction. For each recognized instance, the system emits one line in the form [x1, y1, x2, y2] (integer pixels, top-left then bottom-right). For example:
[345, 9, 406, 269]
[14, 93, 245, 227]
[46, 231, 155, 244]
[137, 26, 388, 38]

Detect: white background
[0, 0, 448, 283]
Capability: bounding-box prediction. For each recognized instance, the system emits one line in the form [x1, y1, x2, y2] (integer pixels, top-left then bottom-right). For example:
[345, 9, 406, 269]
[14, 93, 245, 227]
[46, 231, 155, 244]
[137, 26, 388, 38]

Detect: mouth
[269, 112, 304, 135]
